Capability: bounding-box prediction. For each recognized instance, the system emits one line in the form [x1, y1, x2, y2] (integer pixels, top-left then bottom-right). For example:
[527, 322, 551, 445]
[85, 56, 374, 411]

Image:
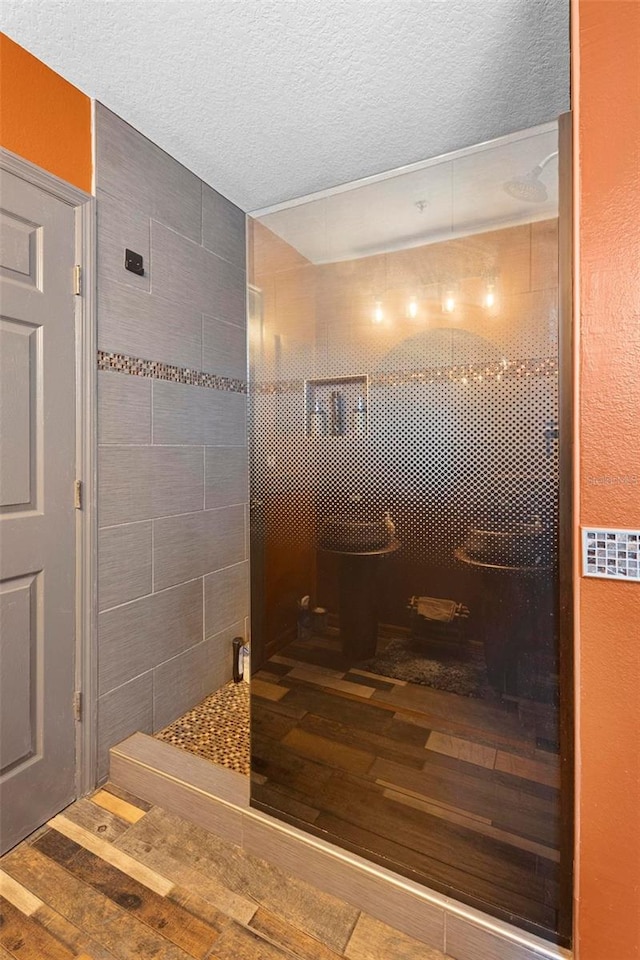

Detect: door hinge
[73, 264, 82, 296]
[73, 691, 82, 722]
[74, 479, 83, 510]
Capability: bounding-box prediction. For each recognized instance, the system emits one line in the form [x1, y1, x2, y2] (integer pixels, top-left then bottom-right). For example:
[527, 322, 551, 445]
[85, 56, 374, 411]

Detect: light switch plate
[582, 527, 640, 581]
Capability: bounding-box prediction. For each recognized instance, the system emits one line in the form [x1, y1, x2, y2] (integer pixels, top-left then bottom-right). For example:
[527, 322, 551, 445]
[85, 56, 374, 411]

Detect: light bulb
[373, 300, 384, 324]
[484, 283, 496, 309]
[442, 291, 456, 314]
[406, 296, 418, 319]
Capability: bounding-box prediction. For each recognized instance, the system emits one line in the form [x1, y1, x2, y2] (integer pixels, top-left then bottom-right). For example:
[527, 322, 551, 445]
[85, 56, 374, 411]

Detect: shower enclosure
[248, 121, 572, 945]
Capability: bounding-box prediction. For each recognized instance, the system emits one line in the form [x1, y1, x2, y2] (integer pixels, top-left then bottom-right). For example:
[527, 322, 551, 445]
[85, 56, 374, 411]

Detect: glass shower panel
[248, 124, 563, 942]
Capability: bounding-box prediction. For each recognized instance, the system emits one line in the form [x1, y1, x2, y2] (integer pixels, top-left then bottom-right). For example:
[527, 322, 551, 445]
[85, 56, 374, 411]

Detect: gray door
[0, 168, 78, 853]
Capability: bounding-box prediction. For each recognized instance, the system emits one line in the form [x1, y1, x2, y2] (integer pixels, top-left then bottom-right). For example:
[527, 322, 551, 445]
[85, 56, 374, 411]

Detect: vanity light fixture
[372, 300, 384, 324]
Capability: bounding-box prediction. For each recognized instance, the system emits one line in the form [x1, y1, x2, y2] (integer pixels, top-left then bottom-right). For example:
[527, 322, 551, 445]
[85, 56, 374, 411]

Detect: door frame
[0, 147, 97, 801]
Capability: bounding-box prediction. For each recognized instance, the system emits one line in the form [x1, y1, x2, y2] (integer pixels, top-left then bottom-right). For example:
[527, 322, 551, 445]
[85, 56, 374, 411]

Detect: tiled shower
[94, 108, 570, 949]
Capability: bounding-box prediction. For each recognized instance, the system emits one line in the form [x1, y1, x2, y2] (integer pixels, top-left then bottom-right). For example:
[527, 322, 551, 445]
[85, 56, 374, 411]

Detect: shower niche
[248, 121, 570, 946]
[305, 375, 368, 437]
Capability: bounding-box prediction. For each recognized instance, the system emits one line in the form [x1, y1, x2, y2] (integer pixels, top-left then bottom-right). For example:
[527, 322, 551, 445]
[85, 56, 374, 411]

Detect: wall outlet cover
[125, 248, 144, 276]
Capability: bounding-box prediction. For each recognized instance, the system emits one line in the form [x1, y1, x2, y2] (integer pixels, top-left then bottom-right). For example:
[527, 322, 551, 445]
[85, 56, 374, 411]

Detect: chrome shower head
[503, 151, 558, 204]
[503, 170, 548, 203]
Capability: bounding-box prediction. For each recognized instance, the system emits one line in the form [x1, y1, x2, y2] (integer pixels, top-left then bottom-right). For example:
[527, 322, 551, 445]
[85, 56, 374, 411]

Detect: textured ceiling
[1, 1, 569, 211]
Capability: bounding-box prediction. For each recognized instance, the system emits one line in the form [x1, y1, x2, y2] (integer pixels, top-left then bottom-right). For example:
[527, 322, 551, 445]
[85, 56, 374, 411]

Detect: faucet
[544, 420, 559, 458]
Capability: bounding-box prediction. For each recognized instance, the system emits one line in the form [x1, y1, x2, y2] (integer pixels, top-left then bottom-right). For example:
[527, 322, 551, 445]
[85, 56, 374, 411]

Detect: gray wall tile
[99, 278, 202, 370]
[202, 314, 247, 380]
[202, 184, 246, 270]
[97, 189, 150, 291]
[152, 380, 247, 446]
[99, 446, 204, 527]
[98, 521, 152, 612]
[95, 103, 201, 243]
[153, 621, 244, 731]
[99, 578, 203, 695]
[98, 370, 151, 444]
[153, 505, 245, 592]
[95, 103, 250, 765]
[152, 220, 245, 327]
[205, 561, 249, 638]
[97, 672, 153, 781]
[205, 447, 248, 509]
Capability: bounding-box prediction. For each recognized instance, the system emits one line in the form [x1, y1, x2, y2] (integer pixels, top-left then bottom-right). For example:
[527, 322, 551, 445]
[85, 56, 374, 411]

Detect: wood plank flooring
[251, 637, 561, 941]
[0, 784, 448, 960]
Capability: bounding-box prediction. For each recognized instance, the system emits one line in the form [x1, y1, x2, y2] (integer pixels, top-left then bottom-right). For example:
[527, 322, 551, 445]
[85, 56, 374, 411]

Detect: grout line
[98, 518, 154, 532]
[148, 216, 246, 276]
[151, 667, 156, 734]
[99, 668, 154, 701]
[99, 502, 247, 535]
[98, 575, 205, 614]
[200, 179, 204, 247]
[147, 214, 152, 293]
[202, 446, 206, 512]
[98, 443, 247, 449]
[343, 910, 363, 955]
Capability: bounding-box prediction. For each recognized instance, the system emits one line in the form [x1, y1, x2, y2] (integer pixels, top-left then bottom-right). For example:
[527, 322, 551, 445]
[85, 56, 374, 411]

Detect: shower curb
[109, 733, 571, 960]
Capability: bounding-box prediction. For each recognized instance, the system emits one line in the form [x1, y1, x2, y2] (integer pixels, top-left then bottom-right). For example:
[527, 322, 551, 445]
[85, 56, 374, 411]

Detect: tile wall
[95, 104, 248, 779]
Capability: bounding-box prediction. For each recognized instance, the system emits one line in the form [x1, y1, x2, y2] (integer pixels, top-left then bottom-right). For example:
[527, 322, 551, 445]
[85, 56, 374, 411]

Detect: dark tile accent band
[98, 350, 247, 393]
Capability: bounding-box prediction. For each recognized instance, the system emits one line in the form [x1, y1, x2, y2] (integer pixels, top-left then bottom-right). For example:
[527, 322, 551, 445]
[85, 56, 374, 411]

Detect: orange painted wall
[575, 1, 640, 957]
[0, 33, 92, 192]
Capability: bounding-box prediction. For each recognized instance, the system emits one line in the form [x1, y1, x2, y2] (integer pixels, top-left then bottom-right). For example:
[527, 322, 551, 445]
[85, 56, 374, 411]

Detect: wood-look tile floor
[251, 636, 561, 940]
[0, 783, 449, 960]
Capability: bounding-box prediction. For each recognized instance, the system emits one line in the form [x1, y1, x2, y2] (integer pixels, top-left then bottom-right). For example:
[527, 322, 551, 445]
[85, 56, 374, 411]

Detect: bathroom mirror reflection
[248, 122, 568, 943]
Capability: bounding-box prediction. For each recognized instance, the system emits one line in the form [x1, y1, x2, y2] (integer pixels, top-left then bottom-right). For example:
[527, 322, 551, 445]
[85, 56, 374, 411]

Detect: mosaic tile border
[252, 356, 558, 395]
[582, 527, 640, 581]
[98, 350, 247, 393]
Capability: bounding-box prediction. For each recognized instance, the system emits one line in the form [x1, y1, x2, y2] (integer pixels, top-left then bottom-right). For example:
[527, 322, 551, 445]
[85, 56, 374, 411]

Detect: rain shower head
[503, 151, 558, 203]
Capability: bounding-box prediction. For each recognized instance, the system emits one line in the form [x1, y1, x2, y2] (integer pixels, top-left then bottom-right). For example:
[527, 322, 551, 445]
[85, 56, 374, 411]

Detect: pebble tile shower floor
[156, 680, 251, 775]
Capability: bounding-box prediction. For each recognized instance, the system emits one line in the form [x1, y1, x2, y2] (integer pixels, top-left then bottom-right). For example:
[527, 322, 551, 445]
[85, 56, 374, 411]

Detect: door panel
[0, 319, 37, 508]
[0, 574, 38, 771]
[0, 169, 77, 853]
